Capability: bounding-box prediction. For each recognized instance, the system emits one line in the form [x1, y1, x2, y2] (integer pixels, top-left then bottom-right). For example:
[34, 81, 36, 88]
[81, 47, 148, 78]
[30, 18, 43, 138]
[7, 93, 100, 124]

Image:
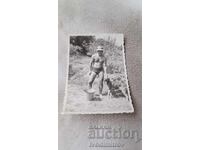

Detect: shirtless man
[88, 46, 107, 98]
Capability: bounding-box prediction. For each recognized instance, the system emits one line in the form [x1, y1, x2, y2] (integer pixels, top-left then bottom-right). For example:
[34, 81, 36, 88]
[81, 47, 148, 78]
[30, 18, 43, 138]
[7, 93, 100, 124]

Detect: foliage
[70, 36, 125, 75]
[70, 36, 95, 55]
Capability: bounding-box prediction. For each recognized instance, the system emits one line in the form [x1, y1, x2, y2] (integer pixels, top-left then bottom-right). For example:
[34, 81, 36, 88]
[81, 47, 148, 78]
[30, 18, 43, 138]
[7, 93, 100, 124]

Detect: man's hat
[97, 46, 104, 51]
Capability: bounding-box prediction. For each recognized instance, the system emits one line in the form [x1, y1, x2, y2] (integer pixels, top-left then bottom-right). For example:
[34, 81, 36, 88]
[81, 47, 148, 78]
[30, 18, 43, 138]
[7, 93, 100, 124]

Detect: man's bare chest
[94, 56, 105, 63]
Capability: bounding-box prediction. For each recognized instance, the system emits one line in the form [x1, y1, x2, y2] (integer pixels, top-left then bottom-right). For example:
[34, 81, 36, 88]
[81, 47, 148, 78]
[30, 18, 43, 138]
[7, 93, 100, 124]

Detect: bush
[69, 44, 82, 56]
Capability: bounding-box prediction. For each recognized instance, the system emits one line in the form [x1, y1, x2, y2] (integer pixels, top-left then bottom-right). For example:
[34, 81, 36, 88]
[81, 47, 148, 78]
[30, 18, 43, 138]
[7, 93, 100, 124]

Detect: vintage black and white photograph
[62, 34, 134, 114]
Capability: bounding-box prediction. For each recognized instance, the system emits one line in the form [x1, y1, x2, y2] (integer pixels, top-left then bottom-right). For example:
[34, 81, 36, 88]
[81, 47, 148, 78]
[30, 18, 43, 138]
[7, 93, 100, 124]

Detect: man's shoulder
[92, 53, 98, 58]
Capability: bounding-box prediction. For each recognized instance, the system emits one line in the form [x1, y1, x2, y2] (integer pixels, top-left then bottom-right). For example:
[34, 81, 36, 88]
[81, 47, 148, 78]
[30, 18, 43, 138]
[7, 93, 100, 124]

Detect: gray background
[58, 0, 142, 149]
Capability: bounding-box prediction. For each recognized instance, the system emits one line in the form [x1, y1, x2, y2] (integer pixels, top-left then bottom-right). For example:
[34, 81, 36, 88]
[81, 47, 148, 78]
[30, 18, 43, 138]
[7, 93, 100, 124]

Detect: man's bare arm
[89, 56, 94, 71]
[104, 57, 108, 78]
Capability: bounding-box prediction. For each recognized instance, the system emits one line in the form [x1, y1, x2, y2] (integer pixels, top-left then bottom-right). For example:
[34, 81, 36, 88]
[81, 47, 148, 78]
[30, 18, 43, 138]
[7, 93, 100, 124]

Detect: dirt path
[65, 84, 133, 113]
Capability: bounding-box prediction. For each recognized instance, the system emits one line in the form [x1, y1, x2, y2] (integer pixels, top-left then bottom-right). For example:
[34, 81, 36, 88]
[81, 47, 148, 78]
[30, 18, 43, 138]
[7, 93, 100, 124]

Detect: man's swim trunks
[92, 67, 104, 75]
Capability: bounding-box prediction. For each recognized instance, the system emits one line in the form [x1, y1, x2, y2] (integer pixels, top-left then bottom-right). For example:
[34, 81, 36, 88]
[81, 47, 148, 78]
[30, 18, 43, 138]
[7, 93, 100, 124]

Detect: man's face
[97, 51, 103, 56]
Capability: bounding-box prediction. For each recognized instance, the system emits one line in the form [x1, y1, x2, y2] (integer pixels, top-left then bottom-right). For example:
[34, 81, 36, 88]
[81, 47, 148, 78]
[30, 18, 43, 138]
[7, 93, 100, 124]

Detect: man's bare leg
[88, 72, 97, 89]
[98, 71, 104, 98]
